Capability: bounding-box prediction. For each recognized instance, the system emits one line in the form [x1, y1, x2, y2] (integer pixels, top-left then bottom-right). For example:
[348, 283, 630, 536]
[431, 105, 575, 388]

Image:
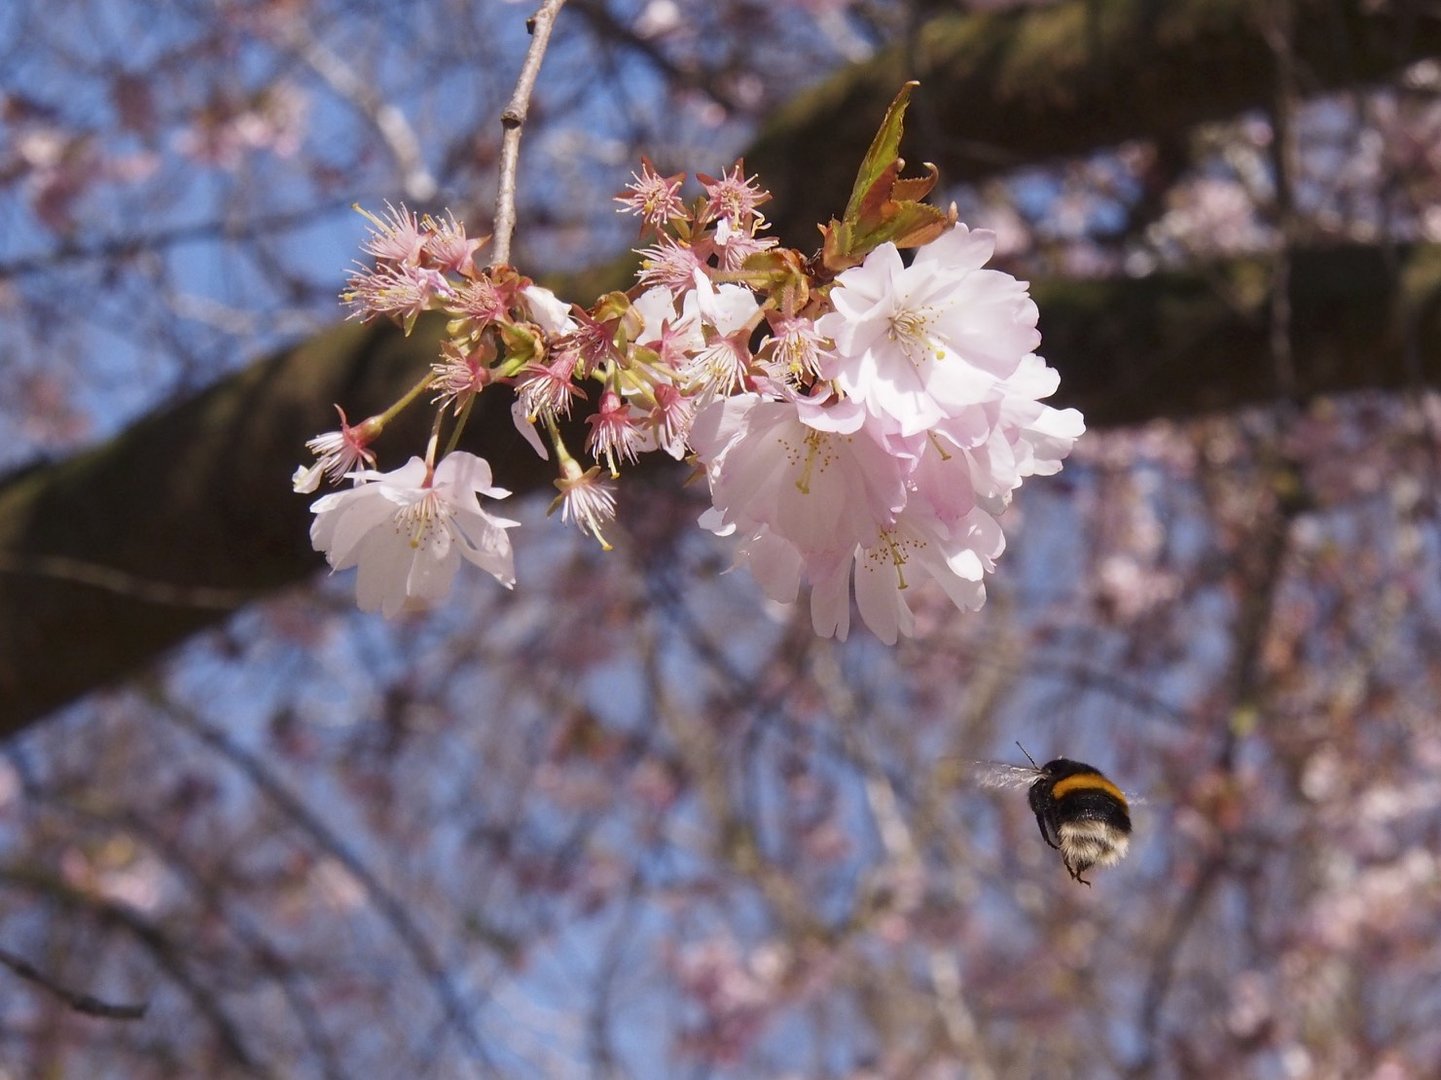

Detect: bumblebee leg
[1034, 814, 1060, 851]
[1064, 859, 1093, 887]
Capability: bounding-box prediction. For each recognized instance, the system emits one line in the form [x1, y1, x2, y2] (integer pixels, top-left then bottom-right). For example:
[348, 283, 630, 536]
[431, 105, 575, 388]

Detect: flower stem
[440, 395, 476, 458]
[375, 370, 437, 428]
[423, 408, 446, 472]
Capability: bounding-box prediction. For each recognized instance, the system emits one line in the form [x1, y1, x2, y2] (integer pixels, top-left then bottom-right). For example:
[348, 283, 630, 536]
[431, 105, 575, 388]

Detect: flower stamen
[886, 307, 939, 365]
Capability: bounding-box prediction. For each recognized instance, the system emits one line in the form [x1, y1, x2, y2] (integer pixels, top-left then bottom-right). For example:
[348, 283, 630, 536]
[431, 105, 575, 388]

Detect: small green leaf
[820, 82, 952, 274]
[843, 82, 919, 225]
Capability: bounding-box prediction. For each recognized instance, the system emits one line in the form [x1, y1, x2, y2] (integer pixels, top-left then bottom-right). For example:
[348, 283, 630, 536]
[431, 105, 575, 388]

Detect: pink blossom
[712, 217, 778, 270]
[516, 350, 584, 422]
[995, 353, 1087, 479]
[586, 390, 647, 474]
[635, 237, 707, 294]
[358, 202, 426, 265]
[520, 284, 577, 336]
[292, 405, 379, 493]
[895, 351, 1083, 523]
[555, 308, 623, 377]
[811, 505, 1005, 644]
[309, 452, 519, 616]
[672, 937, 786, 1065]
[344, 262, 454, 326]
[633, 286, 704, 372]
[767, 313, 829, 382]
[815, 225, 1040, 437]
[421, 210, 485, 274]
[682, 274, 761, 396]
[614, 157, 686, 230]
[697, 161, 770, 230]
[175, 83, 308, 169]
[648, 383, 695, 458]
[453, 277, 509, 323]
[511, 400, 549, 460]
[714, 525, 804, 607]
[690, 219, 1083, 644]
[552, 465, 618, 549]
[430, 341, 494, 413]
[691, 392, 909, 565]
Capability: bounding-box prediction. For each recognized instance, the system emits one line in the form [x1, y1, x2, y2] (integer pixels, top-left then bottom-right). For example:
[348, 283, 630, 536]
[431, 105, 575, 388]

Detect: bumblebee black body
[1026, 758, 1132, 886]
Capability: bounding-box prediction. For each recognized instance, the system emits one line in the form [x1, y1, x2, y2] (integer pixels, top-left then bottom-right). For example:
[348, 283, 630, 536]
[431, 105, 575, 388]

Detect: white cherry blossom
[310, 452, 519, 617]
[815, 224, 1041, 437]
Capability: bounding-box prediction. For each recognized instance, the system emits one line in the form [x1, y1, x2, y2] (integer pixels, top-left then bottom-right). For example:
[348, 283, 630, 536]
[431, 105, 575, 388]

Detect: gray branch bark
[3, 0, 1440, 733]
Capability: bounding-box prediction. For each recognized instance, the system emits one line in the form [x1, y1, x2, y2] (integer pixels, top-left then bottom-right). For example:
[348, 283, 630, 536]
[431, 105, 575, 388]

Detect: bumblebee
[975, 747, 1133, 885]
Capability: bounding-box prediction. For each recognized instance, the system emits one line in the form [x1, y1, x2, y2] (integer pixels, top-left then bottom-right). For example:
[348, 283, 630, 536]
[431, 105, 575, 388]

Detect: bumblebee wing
[969, 761, 1045, 790]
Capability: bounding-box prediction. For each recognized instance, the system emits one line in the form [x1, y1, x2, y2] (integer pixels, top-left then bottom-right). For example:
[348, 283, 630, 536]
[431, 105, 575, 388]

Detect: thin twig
[491, 0, 569, 267]
[0, 869, 259, 1068]
[160, 702, 493, 1071]
[1125, 853, 1227, 1077]
[0, 550, 259, 610]
[62, 801, 347, 1079]
[0, 200, 358, 281]
[0, 945, 148, 1020]
[1261, 0, 1300, 406]
[276, 23, 437, 202]
[813, 646, 995, 1080]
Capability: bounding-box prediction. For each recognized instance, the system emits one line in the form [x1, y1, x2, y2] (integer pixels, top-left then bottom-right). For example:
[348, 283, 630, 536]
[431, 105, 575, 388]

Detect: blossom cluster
[297, 99, 1083, 639]
[691, 223, 1083, 642]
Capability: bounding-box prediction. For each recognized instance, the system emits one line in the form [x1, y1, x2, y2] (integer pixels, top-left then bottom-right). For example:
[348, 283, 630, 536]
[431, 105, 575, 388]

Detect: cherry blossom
[430, 340, 494, 413]
[344, 262, 455, 326]
[552, 463, 618, 549]
[687, 221, 1081, 642]
[681, 273, 762, 396]
[357, 201, 426, 265]
[811, 505, 1005, 644]
[815, 224, 1040, 438]
[291, 405, 379, 493]
[697, 161, 769, 230]
[635, 236, 708, 294]
[691, 391, 909, 567]
[520, 284, 577, 335]
[420, 210, 486, 274]
[615, 157, 686, 231]
[585, 390, 648, 475]
[305, 131, 1085, 641]
[309, 452, 518, 616]
[647, 382, 695, 458]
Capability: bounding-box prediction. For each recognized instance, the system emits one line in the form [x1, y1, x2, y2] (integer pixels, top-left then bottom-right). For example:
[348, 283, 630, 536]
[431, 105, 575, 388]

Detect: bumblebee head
[1039, 758, 1104, 781]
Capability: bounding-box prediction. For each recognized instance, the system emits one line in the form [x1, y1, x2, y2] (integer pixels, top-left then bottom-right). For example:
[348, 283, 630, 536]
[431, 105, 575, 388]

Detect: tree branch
[2, 242, 1439, 734]
[0, 944, 148, 1020]
[5, 0, 1441, 734]
[0, 868, 259, 1069]
[748, 0, 1441, 244]
[161, 701, 495, 1068]
[492, 0, 569, 267]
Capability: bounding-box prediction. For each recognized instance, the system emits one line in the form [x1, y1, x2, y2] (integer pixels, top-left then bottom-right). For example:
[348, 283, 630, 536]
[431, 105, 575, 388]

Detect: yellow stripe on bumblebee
[967, 743, 1135, 886]
[1049, 771, 1129, 809]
